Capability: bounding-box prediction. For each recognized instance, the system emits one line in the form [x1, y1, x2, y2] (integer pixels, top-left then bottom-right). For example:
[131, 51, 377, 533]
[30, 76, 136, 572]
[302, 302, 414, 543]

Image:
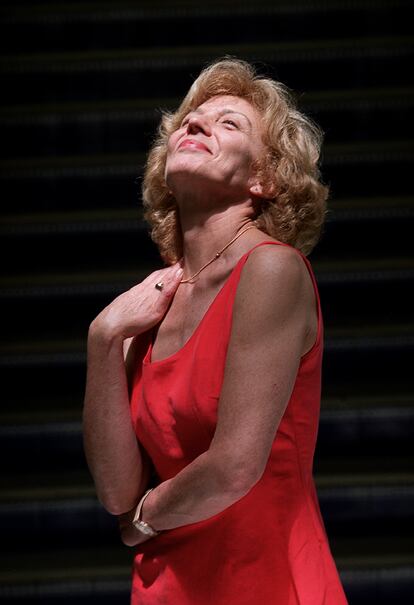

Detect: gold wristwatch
[132, 489, 159, 537]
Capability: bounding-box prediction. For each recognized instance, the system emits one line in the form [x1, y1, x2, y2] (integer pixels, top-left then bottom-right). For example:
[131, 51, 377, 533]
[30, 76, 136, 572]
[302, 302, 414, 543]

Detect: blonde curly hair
[142, 58, 328, 261]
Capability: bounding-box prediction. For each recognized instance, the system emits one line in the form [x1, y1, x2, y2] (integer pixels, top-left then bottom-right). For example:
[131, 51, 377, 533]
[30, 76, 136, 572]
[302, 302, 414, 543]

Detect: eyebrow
[193, 107, 253, 128]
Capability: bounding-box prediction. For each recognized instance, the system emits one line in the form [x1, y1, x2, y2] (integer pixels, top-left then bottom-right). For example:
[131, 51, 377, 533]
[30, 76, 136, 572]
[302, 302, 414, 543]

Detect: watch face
[134, 519, 158, 537]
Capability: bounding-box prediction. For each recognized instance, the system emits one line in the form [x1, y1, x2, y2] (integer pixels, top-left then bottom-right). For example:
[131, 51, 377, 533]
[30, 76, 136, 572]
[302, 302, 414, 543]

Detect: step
[340, 564, 414, 605]
[315, 398, 414, 474]
[0, 329, 413, 413]
[1, 560, 413, 605]
[0, 500, 412, 603]
[0, 420, 85, 474]
[1, 197, 412, 277]
[0, 544, 131, 592]
[1, 257, 413, 344]
[2, 87, 413, 158]
[1, 0, 411, 55]
[2, 194, 413, 227]
[0, 402, 412, 476]
[315, 194, 414, 263]
[1, 36, 412, 105]
[0, 578, 130, 605]
[0, 475, 412, 548]
[1, 139, 413, 212]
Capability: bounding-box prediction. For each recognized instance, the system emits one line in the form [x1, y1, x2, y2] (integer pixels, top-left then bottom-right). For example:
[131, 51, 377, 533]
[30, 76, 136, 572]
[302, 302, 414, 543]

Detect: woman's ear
[249, 156, 277, 199]
[249, 183, 264, 197]
[249, 181, 275, 200]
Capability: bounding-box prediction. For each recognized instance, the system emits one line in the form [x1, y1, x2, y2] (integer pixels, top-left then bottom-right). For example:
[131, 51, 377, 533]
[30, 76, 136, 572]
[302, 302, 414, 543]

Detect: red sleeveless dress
[129, 241, 348, 605]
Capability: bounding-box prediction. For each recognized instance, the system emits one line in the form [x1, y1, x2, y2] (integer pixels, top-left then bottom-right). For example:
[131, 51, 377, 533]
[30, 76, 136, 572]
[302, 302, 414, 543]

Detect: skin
[82, 95, 317, 547]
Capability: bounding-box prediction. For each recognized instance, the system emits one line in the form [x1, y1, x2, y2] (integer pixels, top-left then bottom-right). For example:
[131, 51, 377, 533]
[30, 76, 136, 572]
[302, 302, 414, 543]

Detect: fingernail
[175, 267, 184, 277]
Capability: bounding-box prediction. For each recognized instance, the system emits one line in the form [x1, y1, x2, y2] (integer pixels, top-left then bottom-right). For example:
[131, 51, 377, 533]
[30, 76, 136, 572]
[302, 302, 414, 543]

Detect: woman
[83, 58, 348, 604]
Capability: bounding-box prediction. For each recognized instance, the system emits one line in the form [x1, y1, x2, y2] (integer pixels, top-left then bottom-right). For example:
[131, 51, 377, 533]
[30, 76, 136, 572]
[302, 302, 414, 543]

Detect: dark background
[0, 1, 413, 603]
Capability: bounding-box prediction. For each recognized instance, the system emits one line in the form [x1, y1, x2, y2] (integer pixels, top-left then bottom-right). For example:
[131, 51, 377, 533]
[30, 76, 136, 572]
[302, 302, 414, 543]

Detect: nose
[187, 114, 212, 136]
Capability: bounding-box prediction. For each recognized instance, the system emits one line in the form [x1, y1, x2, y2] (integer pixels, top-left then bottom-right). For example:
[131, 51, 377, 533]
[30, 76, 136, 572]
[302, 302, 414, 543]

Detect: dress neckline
[143, 240, 322, 367]
[143, 240, 320, 367]
[144, 248, 249, 366]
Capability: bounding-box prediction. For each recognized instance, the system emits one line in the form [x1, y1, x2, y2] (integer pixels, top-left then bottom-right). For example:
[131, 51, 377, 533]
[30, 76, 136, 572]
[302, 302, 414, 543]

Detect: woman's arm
[82, 264, 183, 514]
[122, 245, 317, 543]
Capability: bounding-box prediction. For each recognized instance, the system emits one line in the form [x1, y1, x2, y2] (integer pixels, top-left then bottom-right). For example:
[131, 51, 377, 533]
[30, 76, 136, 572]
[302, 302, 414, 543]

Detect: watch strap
[132, 488, 159, 537]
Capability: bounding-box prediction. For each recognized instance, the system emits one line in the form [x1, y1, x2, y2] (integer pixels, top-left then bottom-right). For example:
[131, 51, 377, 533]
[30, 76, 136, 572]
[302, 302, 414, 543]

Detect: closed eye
[222, 119, 238, 128]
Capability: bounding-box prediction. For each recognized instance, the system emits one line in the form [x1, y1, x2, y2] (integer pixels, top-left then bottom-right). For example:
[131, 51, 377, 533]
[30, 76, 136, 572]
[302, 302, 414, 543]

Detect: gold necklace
[180, 224, 257, 284]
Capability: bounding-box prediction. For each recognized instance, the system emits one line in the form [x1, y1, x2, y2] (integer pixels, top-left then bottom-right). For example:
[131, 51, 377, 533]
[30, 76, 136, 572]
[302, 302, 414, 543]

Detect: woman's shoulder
[235, 237, 314, 317]
[243, 238, 308, 281]
[229, 238, 317, 354]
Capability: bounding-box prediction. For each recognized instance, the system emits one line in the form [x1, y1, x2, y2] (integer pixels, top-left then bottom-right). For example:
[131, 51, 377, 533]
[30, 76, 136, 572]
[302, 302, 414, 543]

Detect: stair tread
[2, 0, 410, 20]
[0, 392, 412, 426]
[0, 471, 94, 501]
[1, 139, 413, 172]
[1, 256, 414, 288]
[1, 86, 413, 120]
[1, 195, 413, 232]
[0, 546, 130, 584]
[2, 35, 412, 69]
[2, 398, 413, 424]
[1, 322, 414, 355]
[0, 537, 413, 585]
[1, 471, 413, 502]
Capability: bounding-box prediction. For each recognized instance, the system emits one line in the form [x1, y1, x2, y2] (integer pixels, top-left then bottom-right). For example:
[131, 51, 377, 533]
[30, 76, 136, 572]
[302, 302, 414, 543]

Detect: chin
[166, 163, 218, 191]
[167, 154, 210, 175]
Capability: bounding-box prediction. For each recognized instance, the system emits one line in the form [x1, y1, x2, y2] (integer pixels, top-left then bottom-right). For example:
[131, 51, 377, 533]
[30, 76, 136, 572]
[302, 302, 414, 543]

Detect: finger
[154, 265, 183, 297]
[139, 267, 170, 289]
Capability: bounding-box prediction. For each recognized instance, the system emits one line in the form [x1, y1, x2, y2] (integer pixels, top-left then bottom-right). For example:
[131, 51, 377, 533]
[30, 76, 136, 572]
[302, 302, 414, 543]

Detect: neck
[179, 203, 256, 281]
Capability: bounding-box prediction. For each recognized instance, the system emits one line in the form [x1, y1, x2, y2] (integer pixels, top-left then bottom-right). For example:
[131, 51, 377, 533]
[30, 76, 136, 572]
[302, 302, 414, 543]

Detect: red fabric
[129, 241, 348, 604]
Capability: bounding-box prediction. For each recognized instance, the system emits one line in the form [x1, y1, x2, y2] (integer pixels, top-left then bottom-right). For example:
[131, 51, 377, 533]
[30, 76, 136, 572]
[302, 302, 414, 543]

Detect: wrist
[88, 316, 125, 348]
[132, 489, 160, 538]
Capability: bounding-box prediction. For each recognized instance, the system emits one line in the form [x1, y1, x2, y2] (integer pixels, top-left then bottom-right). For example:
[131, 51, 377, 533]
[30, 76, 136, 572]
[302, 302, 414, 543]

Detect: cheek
[165, 135, 179, 173]
[167, 132, 179, 154]
[225, 146, 256, 176]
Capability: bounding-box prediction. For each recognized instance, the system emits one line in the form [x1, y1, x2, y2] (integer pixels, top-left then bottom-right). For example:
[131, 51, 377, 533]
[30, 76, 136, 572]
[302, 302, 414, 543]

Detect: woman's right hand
[89, 262, 183, 343]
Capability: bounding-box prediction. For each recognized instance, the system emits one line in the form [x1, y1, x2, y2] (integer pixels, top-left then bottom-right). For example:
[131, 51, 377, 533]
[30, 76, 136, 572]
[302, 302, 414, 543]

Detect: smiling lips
[178, 139, 211, 153]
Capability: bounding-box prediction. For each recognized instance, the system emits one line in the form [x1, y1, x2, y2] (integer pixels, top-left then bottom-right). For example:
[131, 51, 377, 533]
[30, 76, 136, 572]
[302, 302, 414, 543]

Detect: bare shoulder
[238, 243, 311, 302]
[230, 243, 317, 354]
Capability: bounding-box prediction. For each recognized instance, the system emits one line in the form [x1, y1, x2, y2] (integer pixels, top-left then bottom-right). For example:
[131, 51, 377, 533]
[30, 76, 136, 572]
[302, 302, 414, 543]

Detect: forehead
[194, 95, 261, 121]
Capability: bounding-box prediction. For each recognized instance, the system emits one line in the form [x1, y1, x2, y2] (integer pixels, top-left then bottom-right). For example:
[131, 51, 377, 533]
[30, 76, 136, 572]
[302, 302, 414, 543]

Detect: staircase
[0, 1, 413, 603]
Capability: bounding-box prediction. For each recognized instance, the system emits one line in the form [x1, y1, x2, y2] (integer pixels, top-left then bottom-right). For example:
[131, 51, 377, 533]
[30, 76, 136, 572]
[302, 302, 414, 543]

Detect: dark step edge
[0, 216, 143, 236]
[0, 476, 413, 506]
[1, 332, 414, 367]
[2, 199, 414, 236]
[1, 195, 413, 228]
[2, 0, 411, 22]
[0, 208, 141, 225]
[1, 404, 413, 436]
[1, 392, 412, 425]
[0, 556, 130, 587]
[1, 265, 414, 300]
[1, 36, 412, 72]
[2, 87, 414, 123]
[0, 577, 129, 600]
[1, 565, 413, 600]
[2, 86, 414, 119]
[1, 140, 413, 177]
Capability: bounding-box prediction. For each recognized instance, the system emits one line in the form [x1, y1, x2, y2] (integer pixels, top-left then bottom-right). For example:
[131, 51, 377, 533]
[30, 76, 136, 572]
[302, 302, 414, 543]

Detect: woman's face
[165, 95, 266, 202]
